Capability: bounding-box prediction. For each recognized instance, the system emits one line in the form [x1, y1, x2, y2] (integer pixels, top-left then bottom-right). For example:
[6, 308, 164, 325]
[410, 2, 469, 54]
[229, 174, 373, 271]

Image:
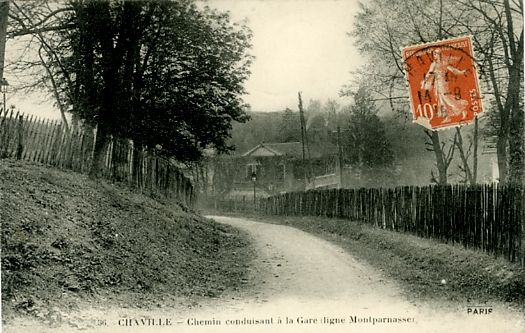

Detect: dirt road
[203, 216, 524, 333]
[4, 216, 524, 333]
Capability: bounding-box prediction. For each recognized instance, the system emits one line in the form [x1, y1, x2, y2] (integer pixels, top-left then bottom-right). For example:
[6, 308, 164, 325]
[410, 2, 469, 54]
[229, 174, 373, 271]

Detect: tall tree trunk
[430, 131, 448, 185]
[132, 143, 143, 188]
[455, 127, 474, 184]
[508, 101, 524, 186]
[490, 0, 523, 186]
[496, 135, 508, 184]
[89, 122, 110, 179]
[485, 53, 511, 185]
[0, 1, 9, 84]
[38, 46, 69, 131]
[505, 13, 524, 186]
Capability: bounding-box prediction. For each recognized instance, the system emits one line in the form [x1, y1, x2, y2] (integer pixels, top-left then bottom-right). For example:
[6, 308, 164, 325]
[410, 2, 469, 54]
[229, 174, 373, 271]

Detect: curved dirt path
[4, 216, 524, 333]
[203, 216, 524, 333]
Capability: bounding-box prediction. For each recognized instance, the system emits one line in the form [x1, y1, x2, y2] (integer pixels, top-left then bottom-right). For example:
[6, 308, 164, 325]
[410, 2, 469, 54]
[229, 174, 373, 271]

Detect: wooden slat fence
[0, 111, 195, 208]
[260, 185, 524, 266]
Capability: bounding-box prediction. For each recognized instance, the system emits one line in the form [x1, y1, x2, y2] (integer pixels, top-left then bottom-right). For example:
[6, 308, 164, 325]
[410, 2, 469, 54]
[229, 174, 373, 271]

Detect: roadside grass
[208, 210, 525, 312]
[1, 160, 255, 324]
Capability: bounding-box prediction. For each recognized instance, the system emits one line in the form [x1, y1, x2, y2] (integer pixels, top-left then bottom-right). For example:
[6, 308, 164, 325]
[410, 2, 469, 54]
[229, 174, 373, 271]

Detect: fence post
[16, 114, 23, 160]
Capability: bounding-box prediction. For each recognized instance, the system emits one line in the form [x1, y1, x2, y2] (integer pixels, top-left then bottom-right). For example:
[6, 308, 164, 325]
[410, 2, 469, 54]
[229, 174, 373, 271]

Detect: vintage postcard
[1, 1, 523, 333]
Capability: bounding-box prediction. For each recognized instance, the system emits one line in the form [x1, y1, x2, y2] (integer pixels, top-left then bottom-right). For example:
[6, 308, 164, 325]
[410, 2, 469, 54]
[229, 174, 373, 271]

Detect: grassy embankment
[214, 210, 525, 312]
[1, 160, 254, 324]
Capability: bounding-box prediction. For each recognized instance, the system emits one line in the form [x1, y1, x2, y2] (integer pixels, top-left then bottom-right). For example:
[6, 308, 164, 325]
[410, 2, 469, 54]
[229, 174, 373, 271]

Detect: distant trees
[227, 103, 443, 188]
[279, 107, 302, 142]
[7, 0, 253, 178]
[324, 98, 340, 131]
[342, 86, 394, 168]
[230, 93, 395, 173]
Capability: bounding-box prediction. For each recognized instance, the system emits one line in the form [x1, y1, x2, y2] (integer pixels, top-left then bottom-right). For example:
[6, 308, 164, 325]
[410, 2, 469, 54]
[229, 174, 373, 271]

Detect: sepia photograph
[1, 0, 524, 332]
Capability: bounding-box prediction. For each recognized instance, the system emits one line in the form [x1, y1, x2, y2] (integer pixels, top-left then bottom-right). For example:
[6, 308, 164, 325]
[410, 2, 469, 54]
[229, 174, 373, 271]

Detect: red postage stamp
[402, 36, 483, 130]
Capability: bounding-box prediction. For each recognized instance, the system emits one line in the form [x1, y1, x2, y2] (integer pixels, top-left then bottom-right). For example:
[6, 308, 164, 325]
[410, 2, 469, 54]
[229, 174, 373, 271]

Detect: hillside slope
[1, 160, 254, 323]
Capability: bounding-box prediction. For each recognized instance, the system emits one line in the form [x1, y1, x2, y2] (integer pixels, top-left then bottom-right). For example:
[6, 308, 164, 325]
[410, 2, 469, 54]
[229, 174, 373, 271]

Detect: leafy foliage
[342, 86, 395, 168]
[279, 108, 302, 143]
[25, 0, 253, 163]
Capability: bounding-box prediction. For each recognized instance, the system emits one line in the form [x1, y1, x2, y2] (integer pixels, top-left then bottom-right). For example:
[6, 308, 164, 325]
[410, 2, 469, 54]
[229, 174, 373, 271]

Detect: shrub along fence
[0, 110, 195, 208]
[260, 185, 524, 266]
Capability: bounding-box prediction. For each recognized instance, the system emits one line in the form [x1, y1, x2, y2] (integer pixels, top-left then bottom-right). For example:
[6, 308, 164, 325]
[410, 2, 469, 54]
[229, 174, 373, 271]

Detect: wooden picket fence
[0, 110, 195, 208]
[260, 185, 525, 266]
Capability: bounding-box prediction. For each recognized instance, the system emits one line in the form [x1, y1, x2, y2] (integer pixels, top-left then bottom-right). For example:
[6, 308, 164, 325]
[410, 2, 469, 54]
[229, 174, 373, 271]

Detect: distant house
[232, 141, 341, 196]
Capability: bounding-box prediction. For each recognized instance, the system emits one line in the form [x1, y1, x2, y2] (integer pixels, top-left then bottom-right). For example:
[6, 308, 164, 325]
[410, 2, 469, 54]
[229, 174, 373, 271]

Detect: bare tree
[454, 124, 479, 185]
[7, 1, 72, 127]
[455, 0, 523, 185]
[424, 129, 456, 184]
[349, 0, 464, 184]
[350, 0, 522, 185]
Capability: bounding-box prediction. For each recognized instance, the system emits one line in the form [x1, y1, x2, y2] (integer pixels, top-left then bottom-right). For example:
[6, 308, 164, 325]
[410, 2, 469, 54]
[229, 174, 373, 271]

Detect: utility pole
[337, 125, 344, 188]
[251, 172, 257, 211]
[298, 92, 307, 191]
[298, 92, 315, 190]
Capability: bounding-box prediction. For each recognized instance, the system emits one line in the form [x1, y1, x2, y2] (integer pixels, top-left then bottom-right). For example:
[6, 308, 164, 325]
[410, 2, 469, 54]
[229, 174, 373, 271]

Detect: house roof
[242, 142, 337, 159]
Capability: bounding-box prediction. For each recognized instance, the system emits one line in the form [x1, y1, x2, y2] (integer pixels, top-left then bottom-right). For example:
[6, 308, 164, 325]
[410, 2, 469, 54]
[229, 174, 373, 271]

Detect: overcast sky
[5, 0, 366, 120]
[203, 0, 366, 111]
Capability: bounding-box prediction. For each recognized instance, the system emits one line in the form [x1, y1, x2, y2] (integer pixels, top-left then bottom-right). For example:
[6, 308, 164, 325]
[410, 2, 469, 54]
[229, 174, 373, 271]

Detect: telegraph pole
[298, 92, 307, 191]
[337, 125, 344, 188]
